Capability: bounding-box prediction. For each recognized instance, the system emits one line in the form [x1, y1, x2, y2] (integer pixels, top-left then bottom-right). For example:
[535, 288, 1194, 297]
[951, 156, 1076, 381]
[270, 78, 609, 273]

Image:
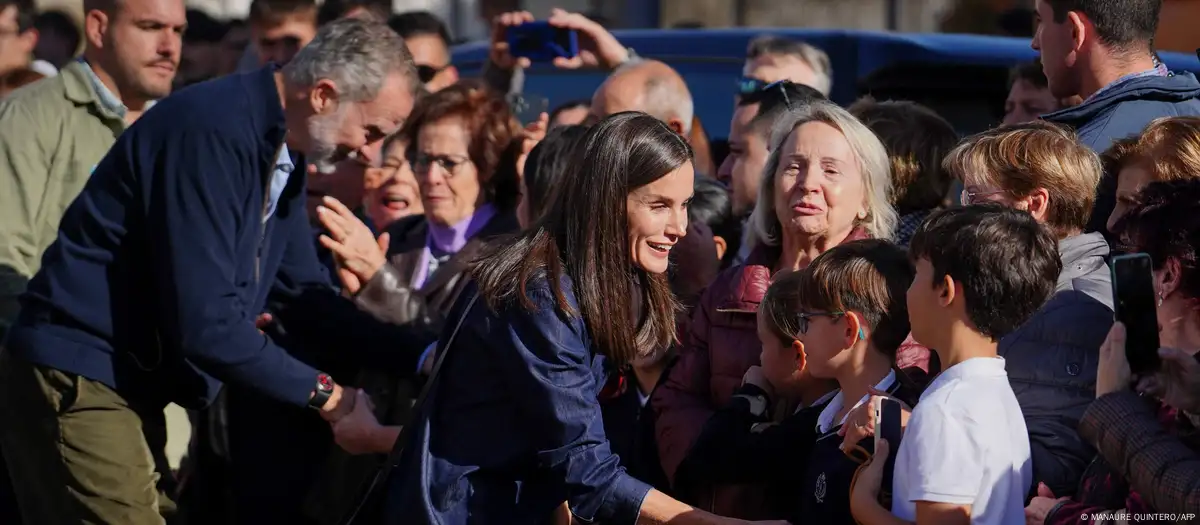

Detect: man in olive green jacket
[0, 1, 183, 522]
[0, 0, 185, 343]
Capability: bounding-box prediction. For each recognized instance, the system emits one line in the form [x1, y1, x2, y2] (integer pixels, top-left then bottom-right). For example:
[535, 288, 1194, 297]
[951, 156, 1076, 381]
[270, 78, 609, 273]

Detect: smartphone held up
[1109, 253, 1162, 376]
[506, 21, 579, 62]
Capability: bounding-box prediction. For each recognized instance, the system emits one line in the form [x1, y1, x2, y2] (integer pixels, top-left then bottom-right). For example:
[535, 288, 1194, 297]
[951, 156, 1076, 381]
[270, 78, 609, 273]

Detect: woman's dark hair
[523, 124, 589, 221]
[472, 112, 694, 365]
[688, 177, 741, 269]
[760, 239, 914, 361]
[1116, 179, 1200, 301]
[400, 81, 523, 211]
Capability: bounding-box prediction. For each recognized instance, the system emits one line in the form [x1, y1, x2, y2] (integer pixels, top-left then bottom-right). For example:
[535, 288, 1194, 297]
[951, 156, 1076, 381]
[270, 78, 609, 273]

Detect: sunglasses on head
[737, 76, 768, 96]
[736, 77, 794, 111]
[416, 64, 450, 84]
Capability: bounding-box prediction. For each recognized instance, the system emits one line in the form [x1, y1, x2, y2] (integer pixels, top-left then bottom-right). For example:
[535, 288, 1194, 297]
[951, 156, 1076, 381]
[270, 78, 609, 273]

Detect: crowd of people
[0, 0, 1199, 524]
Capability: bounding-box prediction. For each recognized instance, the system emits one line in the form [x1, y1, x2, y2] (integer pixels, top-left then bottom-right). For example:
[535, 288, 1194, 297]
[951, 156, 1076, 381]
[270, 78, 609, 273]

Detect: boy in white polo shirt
[851, 205, 1062, 525]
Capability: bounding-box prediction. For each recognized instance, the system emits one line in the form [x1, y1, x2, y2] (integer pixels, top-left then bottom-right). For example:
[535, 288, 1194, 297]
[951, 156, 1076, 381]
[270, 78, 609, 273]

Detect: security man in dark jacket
[0, 18, 421, 525]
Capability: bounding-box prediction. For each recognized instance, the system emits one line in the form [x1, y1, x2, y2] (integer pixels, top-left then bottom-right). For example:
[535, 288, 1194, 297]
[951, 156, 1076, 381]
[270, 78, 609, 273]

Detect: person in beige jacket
[0, 0, 185, 341]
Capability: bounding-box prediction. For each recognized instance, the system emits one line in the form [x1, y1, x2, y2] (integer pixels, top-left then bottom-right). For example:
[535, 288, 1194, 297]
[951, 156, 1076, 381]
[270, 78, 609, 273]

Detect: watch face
[317, 374, 333, 391]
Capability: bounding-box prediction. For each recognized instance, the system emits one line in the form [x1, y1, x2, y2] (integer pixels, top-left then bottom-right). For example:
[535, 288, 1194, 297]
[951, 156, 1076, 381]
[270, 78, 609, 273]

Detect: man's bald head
[590, 59, 694, 136]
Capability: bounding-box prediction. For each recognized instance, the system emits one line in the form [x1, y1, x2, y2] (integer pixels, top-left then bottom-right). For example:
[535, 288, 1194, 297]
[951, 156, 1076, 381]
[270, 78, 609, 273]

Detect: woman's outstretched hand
[317, 196, 390, 294]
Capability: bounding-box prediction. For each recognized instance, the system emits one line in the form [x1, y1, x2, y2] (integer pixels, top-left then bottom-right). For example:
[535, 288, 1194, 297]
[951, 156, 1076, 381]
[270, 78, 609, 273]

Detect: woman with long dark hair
[517, 124, 589, 228]
[365, 112, 783, 524]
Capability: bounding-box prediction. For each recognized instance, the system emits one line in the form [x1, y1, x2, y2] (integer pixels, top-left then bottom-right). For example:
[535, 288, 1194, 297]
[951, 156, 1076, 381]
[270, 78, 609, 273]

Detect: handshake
[318, 384, 396, 455]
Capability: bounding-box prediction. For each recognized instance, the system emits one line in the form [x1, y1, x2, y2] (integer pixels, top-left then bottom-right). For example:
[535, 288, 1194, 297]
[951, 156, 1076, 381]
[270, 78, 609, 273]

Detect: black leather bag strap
[339, 292, 481, 525]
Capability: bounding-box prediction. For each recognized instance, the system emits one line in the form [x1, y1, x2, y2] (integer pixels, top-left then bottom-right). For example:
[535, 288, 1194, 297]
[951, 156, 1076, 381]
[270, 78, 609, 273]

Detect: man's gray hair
[747, 35, 833, 96]
[283, 17, 419, 102]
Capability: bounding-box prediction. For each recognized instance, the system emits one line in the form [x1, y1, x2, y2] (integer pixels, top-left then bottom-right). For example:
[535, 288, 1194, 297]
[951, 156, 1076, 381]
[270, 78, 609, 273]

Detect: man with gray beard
[0, 18, 425, 524]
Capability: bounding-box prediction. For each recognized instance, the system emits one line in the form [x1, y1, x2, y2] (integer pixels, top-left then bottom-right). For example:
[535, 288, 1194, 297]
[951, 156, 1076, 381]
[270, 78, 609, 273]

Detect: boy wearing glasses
[851, 205, 1060, 525]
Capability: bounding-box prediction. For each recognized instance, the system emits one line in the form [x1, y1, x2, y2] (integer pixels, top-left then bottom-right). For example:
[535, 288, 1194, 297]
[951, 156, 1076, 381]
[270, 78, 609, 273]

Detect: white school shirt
[815, 369, 896, 434]
[890, 357, 1031, 525]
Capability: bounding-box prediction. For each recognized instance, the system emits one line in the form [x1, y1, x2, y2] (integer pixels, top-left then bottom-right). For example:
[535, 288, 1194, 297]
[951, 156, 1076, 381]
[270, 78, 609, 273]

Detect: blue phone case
[506, 21, 579, 61]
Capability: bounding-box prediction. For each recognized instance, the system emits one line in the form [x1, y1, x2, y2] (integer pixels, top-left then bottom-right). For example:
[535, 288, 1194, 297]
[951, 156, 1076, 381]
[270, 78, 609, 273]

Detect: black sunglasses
[737, 76, 767, 96]
[736, 77, 794, 111]
[416, 64, 450, 84]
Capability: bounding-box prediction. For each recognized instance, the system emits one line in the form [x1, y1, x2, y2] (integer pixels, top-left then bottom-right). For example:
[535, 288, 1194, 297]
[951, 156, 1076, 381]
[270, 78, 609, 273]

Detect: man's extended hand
[318, 384, 357, 423]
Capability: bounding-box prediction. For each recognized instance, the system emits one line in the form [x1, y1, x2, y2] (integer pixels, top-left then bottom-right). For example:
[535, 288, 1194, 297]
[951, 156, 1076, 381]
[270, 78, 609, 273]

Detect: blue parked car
[451, 28, 1200, 138]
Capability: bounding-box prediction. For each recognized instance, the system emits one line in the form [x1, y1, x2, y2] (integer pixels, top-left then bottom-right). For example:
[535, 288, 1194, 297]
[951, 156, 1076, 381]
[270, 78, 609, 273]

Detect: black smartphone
[506, 21, 579, 62]
[873, 397, 903, 486]
[506, 93, 549, 126]
[1110, 253, 1162, 375]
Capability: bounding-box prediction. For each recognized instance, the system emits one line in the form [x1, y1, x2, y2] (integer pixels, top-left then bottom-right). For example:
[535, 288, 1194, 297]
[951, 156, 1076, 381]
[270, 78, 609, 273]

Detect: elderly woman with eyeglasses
[303, 81, 523, 522]
[651, 99, 930, 519]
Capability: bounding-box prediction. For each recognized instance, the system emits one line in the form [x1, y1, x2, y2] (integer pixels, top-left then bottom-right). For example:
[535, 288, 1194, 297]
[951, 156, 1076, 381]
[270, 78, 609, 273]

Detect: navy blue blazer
[383, 276, 651, 524]
[6, 67, 420, 409]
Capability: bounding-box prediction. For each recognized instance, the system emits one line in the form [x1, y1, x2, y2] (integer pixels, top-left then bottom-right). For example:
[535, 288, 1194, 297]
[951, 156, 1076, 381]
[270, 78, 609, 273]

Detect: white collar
[815, 369, 897, 434]
[921, 357, 1008, 403]
[636, 388, 650, 408]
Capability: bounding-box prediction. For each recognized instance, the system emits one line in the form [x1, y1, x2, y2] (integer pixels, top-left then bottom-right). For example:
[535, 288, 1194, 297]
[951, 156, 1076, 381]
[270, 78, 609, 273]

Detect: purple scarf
[411, 204, 497, 289]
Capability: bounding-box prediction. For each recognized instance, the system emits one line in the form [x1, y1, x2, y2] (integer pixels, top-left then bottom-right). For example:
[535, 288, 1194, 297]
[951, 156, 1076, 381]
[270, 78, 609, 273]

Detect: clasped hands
[320, 385, 388, 455]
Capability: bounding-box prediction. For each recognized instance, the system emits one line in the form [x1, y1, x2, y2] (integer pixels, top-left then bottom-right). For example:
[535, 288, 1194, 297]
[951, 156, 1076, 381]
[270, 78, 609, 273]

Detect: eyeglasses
[411, 152, 471, 175]
[960, 188, 1007, 205]
[416, 64, 450, 84]
[795, 311, 845, 334]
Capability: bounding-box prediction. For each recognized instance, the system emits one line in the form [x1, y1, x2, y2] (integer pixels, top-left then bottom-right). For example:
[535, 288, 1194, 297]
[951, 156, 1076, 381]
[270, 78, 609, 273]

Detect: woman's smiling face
[627, 162, 695, 274]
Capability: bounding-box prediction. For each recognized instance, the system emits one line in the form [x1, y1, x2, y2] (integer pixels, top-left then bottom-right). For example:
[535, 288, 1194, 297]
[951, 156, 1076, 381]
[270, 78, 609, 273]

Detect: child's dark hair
[688, 177, 742, 268]
[908, 204, 1061, 340]
[760, 239, 914, 360]
[1115, 179, 1200, 301]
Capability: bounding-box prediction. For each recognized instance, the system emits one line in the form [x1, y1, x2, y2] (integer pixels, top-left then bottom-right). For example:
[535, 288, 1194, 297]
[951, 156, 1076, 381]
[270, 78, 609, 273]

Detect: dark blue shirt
[4, 67, 410, 409]
[383, 276, 651, 524]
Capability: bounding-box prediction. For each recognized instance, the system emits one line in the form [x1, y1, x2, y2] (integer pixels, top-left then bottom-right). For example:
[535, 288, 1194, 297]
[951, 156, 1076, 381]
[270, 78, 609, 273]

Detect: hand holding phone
[872, 397, 903, 488]
[1110, 253, 1162, 375]
[506, 21, 579, 62]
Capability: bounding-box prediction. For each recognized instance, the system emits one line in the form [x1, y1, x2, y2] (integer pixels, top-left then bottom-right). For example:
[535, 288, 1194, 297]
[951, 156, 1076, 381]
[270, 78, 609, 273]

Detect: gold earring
[1158, 292, 1165, 307]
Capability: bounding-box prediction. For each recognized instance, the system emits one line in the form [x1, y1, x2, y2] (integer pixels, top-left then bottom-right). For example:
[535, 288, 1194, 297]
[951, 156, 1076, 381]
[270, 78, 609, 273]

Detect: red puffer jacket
[651, 233, 933, 519]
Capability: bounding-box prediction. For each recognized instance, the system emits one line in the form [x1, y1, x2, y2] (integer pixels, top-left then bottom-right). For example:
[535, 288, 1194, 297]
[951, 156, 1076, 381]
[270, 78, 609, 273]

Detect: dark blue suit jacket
[7, 67, 419, 409]
[383, 276, 651, 524]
